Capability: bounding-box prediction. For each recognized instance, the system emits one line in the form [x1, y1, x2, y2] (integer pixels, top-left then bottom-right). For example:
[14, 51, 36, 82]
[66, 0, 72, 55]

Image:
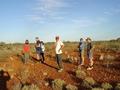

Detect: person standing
[86, 37, 94, 70]
[35, 38, 41, 62]
[40, 41, 45, 63]
[22, 40, 30, 64]
[35, 37, 45, 63]
[78, 38, 85, 66]
[55, 36, 64, 72]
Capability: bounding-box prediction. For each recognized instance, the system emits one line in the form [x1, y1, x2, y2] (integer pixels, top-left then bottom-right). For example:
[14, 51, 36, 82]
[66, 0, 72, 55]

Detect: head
[55, 36, 60, 42]
[0, 70, 4, 76]
[25, 40, 29, 44]
[80, 38, 83, 42]
[86, 37, 92, 43]
[35, 37, 39, 41]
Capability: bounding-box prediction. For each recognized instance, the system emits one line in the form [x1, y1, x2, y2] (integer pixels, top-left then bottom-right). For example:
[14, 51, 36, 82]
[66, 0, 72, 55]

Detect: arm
[78, 42, 80, 48]
[58, 42, 64, 52]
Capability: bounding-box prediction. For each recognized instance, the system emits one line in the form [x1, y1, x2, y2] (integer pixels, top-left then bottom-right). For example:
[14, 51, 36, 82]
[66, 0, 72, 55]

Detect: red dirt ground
[0, 50, 120, 90]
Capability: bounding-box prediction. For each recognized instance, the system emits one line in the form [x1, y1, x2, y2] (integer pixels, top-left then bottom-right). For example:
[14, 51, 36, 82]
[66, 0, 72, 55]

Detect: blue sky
[0, 0, 120, 43]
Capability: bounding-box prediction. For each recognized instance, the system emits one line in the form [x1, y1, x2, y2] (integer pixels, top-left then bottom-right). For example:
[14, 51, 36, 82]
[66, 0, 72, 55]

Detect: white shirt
[41, 44, 45, 52]
[55, 40, 64, 54]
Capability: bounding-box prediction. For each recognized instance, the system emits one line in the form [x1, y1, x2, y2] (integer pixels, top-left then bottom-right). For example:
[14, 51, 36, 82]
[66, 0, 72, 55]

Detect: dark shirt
[0, 72, 10, 90]
[87, 43, 92, 51]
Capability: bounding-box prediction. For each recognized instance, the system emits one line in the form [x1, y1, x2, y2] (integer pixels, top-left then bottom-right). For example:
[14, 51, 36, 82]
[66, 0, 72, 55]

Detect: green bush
[52, 79, 66, 90]
[101, 82, 113, 90]
[22, 84, 39, 90]
[115, 83, 120, 90]
[92, 87, 104, 90]
[29, 84, 39, 90]
[18, 66, 30, 84]
[84, 77, 96, 86]
[22, 85, 30, 90]
[81, 80, 92, 89]
[81, 77, 96, 89]
[12, 82, 22, 90]
[66, 84, 78, 90]
[75, 69, 86, 80]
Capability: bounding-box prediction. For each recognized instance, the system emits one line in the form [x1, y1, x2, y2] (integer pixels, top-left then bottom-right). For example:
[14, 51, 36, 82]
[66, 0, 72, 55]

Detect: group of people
[22, 36, 94, 72]
[22, 37, 45, 64]
[78, 38, 94, 70]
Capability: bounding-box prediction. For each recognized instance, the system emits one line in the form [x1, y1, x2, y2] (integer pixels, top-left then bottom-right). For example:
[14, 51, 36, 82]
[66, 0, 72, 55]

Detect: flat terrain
[0, 41, 120, 90]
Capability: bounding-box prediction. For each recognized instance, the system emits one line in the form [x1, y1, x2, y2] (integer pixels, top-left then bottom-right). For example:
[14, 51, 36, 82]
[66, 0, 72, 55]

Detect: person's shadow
[0, 70, 10, 90]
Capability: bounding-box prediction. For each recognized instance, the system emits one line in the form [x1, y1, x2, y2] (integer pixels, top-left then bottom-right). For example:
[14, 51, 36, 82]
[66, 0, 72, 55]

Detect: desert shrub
[99, 54, 116, 68]
[18, 66, 30, 84]
[63, 55, 73, 63]
[22, 85, 30, 90]
[81, 80, 93, 89]
[84, 77, 96, 86]
[29, 84, 39, 90]
[92, 87, 104, 90]
[81, 77, 96, 89]
[12, 82, 22, 90]
[101, 82, 113, 90]
[22, 84, 39, 90]
[75, 69, 86, 80]
[115, 83, 120, 90]
[66, 84, 78, 90]
[52, 79, 66, 90]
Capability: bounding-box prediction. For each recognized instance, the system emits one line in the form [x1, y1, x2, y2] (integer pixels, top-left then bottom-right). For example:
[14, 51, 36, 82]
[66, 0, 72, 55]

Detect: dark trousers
[56, 54, 63, 69]
[40, 53, 45, 62]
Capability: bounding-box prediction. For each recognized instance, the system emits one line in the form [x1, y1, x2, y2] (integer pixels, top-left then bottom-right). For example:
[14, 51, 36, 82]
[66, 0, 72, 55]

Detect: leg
[58, 54, 63, 69]
[56, 54, 63, 69]
[87, 50, 93, 70]
[41, 53, 45, 62]
[81, 50, 84, 65]
[89, 50, 93, 66]
[78, 52, 82, 65]
[24, 53, 29, 64]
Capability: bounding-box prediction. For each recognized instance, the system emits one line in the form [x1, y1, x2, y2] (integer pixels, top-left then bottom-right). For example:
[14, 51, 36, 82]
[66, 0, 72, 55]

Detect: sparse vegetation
[66, 84, 78, 90]
[75, 69, 87, 80]
[0, 39, 120, 90]
[52, 79, 66, 90]
[115, 83, 120, 90]
[101, 82, 113, 90]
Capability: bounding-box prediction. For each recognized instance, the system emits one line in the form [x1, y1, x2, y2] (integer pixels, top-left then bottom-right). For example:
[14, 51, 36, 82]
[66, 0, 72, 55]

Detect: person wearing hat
[86, 37, 94, 70]
[55, 36, 64, 72]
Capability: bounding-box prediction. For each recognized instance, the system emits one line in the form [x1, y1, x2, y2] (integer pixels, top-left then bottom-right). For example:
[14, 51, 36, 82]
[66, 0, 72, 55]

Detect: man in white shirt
[55, 36, 64, 72]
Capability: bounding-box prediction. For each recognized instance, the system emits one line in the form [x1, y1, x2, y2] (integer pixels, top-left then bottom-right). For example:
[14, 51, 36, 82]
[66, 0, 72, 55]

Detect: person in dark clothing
[86, 37, 94, 70]
[78, 38, 85, 66]
[0, 70, 10, 90]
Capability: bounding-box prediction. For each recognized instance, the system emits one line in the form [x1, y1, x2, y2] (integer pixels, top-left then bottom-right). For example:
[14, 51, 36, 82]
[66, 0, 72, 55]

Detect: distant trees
[116, 37, 120, 41]
[0, 42, 6, 46]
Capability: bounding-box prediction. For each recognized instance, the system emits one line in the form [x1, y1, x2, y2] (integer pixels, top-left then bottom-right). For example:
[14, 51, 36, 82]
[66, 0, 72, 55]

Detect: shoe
[80, 63, 84, 66]
[58, 69, 63, 72]
[41, 61, 44, 63]
[90, 60, 94, 66]
[87, 67, 93, 70]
